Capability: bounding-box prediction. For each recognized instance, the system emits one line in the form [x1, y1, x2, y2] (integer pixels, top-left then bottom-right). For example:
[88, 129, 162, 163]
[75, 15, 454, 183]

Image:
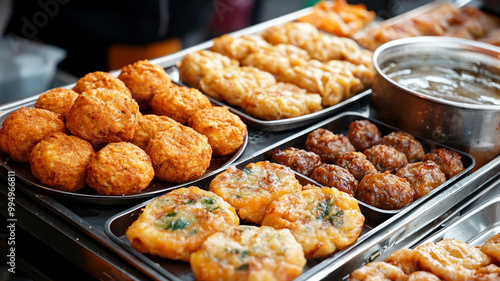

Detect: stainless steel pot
[370, 36, 500, 168]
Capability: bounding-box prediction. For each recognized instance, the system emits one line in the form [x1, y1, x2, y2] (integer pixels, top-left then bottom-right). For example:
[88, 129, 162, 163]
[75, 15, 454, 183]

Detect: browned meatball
[35, 88, 79, 122]
[305, 128, 356, 163]
[310, 164, 358, 197]
[271, 147, 322, 177]
[130, 114, 178, 150]
[364, 144, 408, 173]
[381, 131, 425, 163]
[347, 120, 382, 151]
[357, 171, 414, 210]
[422, 148, 464, 179]
[73, 71, 132, 97]
[396, 160, 446, 200]
[336, 151, 378, 182]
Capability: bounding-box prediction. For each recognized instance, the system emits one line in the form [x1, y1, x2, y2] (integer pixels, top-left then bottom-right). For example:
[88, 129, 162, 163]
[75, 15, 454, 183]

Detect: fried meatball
[364, 144, 409, 173]
[381, 131, 425, 163]
[130, 114, 178, 150]
[86, 142, 154, 195]
[209, 161, 302, 224]
[177, 50, 239, 88]
[357, 171, 414, 210]
[190, 225, 306, 281]
[211, 34, 270, 61]
[34, 88, 79, 122]
[127, 186, 239, 262]
[271, 147, 322, 177]
[151, 84, 211, 124]
[263, 187, 364, 258]
[396, 161, 446, 200]
[347, 120, 382, 151]
[423, 148, 464, 179]
[118, 59, 172, 110]
[335, 151, 378, 182]
[0, 107, 66, 162]
[188, 106, 247, 156]
[72, 71, 132, 97]
[310, 164, 358, 196]
[305, 128, 356, 163]
[66, 88, 139, 148]
[29, 132, 94, 192]
[146, 124, 212, 183]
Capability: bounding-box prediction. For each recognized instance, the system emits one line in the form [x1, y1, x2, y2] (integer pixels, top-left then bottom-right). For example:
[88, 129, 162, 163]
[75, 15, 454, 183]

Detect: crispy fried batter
[261, 22, 321, 46]
[131, 114, 178, 150]
[349, 261, 407, 281]
[481, 232, 500, 262]
[35, 88, 79, 122]
[73, 71, 132, 97]
[211, 34, 270, 61]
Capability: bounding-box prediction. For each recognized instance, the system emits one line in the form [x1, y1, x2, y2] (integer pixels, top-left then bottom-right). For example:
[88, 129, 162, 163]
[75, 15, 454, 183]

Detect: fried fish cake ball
[177, 50, 239, 88]
[73, 71, 132, 97]
[211, 34, 270, 61]
[396, 161, 446, 200]
[118, 59, 172, 110]
[86, 142, 154, 195]
[310, 164, 359, 196]
[0, 107, 66, 162]
[349, 262, 408, 281]
[381, 131, 425, 163]
[271, 147, 322, 177]
[35, 88, 79, 122]
[30, 132, 94, 192]
[126, 186, 239, 262]
[209, 161, 301, 224]
[240, 82, 323, 120]
[357, 171, 414, 210]
[347, 120, 382, 151]
[335, 151, 378, 182]
[422, 148, 464, 179]
[190, 225, 306, 281]
[364, 144, 409, 173]
[305, 128, 356, 163]
[199, 66, 276, 106]
[130, 114, 178, 150]
[151, 84, 211, 124]
[263, 187, 364, 258]
[188, 106, 247, 156]
[66, 88, 139, 148]
[146, 124, 212, 183]
[481, 233, 500, 262]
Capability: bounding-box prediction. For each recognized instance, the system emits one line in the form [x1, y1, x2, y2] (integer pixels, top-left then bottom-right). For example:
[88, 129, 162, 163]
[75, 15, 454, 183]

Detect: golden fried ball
[118, 59, 172, 110]
[262, 187, 365, 258]
[145, 124, 212, 183]
[66, 88, 139, 148]
[73, 71, 132, 97]
[209, 161, 302, 224]
[151, 84, 212, 124]
[34, 88, 79, 122]
[127, 186, 239, 261]
[0, 107, 66, 162]
[188, 106, 247, 156]
[190, 225, 306, 281]
[131, 114, 178, 150]
[86, 142, 154, 195]
[30, 132, 94, 192]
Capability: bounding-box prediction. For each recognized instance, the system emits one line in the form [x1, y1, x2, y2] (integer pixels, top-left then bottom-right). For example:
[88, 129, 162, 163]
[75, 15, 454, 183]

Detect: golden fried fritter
[306, 128, 356, 163]
[199, 66, 276, 106]
[396, 161, 446, 200]
[35, 88, 79, 122]
[72, 71, 132, 97]
[177, 50, 239, 88]
[30, 132, 94, 192]
[188, 106, 247, 156]
[190, 225, 306, 281]
[481, 232, 500, 262]
[127, 186, 239, 261]
[0, 107, 66, 162]
[66, 88, 139, 148]
[241, 82, 323, 120]
[211, 34, 270, 61]
[130, 114, 178, 150]
[310, 164, 358, 196]
[349, 261, 407, 281]
[151, 84, 211, 124]
[271, 147, 322, 177]
[422, 148, 464, 179]
[301, 33, 361, 62]
[357, 171, 414, 210]
[118, 59, 172, 110]
[263, 187, 364, 258]
[146, 124, 212, 183]
[209, 161, 301, 224]
[261, 22, 321, 46]
[86, 142, 154, 195]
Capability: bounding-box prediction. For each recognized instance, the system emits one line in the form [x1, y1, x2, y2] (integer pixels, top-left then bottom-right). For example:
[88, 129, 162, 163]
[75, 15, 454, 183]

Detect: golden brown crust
[211, 34, 270, 61]
[364, 144, 408, 173]
[381, 131, 425, 163]
[72, 71, 132, 97]
[396, 161, 446, 200]
[86, 142, 154, 195]
[422, 148, 464, 179]
[271, 147, 322, 177]
[347, 120, 382, 151]
[261, 22, 321, 46]
[305, 128, 356, 163]
[0, 107, 66, 162]
[357, 171, 414, 210]
[35, 88, 79, 122]
[481, 233, 500, 262]
[335, 151, 378, 182]
[130, 114, 178, 150]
